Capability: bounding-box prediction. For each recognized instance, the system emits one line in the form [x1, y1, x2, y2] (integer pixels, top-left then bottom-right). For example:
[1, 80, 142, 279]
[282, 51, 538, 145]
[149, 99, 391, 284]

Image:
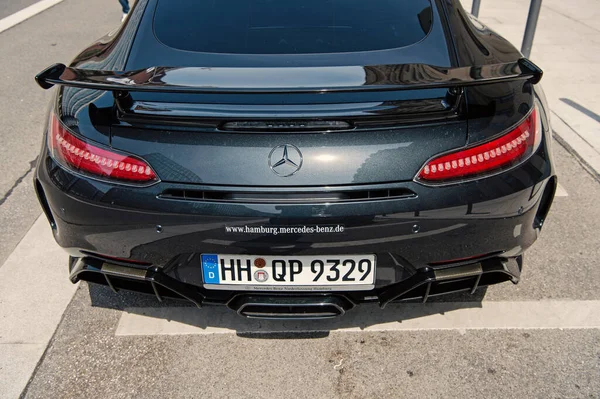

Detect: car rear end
[34, 0, 556, 318]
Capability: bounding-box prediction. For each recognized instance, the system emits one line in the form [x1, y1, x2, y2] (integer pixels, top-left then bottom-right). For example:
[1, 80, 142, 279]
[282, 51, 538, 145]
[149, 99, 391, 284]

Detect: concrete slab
[552, 111, 600, 179]
[0, 344, 46, 399]
[0, 215, 76, 398]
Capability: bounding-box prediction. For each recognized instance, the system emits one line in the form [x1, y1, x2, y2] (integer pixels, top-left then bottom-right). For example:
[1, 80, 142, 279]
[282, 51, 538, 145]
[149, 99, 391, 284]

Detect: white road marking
[0, 0, 65, 34]
[555, 184, 568, 197]
[0, 215, 76, 399]
[116, 300, 600, 336]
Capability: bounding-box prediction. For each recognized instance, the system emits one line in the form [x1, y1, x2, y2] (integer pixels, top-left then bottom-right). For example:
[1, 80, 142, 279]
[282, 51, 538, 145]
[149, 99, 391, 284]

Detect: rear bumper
[70, 255, 521, 318]
[36, 153, 554, 264]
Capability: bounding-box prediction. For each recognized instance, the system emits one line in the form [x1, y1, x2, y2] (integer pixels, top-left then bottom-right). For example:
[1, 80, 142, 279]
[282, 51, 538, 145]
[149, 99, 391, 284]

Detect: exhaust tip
[240, 304, 343, 319]
[229, 295, 354, 320]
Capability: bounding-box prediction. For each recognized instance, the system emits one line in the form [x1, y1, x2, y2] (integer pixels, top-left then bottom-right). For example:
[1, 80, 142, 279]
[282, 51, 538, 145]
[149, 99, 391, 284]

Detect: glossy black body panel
[110, 122, 467, 185]
[34, 0, 556, 312]
[37, 59, 540, 94]
[36, 126, 554, 281]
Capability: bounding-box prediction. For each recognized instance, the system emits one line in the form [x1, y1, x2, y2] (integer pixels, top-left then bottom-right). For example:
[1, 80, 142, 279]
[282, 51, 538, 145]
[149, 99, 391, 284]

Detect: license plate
[201, 254, 376, 291]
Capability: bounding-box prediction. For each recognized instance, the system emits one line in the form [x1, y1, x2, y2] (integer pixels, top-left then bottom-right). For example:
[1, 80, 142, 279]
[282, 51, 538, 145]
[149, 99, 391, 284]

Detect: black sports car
[34, 0, 556, 319]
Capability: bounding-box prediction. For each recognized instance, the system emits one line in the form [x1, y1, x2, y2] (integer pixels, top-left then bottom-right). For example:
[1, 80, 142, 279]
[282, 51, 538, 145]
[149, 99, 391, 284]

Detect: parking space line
[0, 0, 64, 34]
[115, 300, 600, 336]
[555, 184, 568, 197]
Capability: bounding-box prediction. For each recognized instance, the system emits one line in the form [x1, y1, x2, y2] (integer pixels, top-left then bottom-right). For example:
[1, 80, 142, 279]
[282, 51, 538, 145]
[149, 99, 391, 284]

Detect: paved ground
[0, 0, 39, 19]
[1, 0, 600, 398]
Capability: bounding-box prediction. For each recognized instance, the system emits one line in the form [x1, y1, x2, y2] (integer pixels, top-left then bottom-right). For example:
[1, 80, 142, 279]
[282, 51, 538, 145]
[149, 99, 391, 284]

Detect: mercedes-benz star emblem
[268, 144, 303, 177]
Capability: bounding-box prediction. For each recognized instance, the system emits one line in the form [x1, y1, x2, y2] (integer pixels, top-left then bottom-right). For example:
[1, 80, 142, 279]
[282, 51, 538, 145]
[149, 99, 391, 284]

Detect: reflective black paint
[33, 0, 556, 312]
[36, 59, 541, 94]
[36, 128, 554, 278]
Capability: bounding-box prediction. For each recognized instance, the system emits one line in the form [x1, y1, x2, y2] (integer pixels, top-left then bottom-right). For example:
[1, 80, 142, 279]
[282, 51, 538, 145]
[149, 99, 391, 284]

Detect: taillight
[417, 107, 541, 183]
[48, 114, 157, 183]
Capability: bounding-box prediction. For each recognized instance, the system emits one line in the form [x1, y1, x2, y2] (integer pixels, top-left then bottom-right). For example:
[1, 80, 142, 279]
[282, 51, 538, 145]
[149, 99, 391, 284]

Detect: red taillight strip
[49, 115, 157, 183]
[417, 108, 541, 182]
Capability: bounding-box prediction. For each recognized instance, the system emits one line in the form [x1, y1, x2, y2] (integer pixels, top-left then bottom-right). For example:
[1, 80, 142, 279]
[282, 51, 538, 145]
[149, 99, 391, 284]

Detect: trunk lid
[110, 88, 467, 186]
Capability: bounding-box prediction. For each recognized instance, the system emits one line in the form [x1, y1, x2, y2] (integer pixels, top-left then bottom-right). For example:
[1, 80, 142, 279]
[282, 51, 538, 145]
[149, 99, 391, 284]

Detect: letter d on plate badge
[202, 254, 220, 284]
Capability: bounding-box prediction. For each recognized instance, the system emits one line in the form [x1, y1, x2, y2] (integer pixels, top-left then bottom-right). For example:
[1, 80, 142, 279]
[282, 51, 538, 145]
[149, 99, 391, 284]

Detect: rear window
[153, 0, 434, 54]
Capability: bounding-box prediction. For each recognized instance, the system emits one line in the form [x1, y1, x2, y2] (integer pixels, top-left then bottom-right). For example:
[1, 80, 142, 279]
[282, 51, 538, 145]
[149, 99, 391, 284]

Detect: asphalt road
[0, 0, 39, 19]
[1, 1, 599, 398]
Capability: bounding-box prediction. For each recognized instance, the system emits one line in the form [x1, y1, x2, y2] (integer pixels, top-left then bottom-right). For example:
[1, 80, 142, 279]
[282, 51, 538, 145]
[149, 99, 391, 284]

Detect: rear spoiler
[35, 59, 542, 95]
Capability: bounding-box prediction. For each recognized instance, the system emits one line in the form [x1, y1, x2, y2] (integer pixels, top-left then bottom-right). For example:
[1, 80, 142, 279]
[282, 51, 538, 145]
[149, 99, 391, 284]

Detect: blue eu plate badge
[201, 254, 220, 284]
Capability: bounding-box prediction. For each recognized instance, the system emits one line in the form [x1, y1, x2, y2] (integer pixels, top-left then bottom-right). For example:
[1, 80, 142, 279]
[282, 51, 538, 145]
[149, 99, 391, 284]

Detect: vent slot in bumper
[377, 257, 522, 307]
[160, 187, 415, 204]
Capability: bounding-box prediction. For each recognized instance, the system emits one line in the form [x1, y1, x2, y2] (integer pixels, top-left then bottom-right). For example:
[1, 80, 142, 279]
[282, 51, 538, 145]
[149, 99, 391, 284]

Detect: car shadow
[560, 98, 600, 123]
[88, 283, 488, 337]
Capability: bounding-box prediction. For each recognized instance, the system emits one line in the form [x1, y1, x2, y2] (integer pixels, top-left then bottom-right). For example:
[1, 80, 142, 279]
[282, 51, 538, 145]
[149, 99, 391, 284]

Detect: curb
[551, 111, 600, 183]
